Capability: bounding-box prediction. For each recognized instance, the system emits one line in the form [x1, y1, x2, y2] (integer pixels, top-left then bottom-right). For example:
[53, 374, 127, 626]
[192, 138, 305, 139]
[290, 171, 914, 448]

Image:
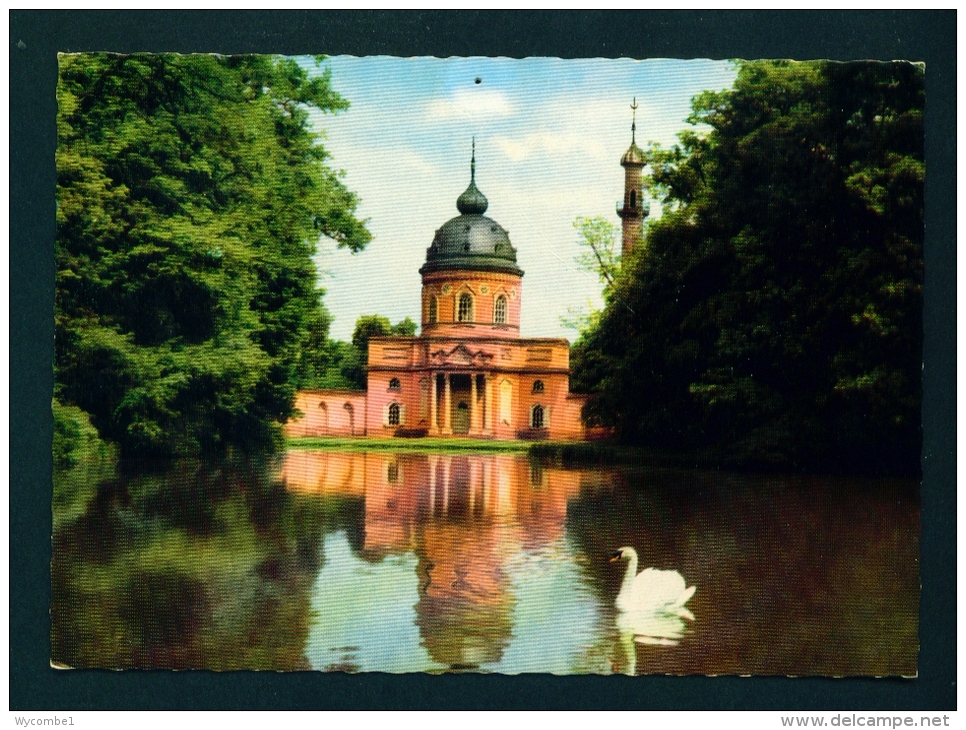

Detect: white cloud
[492, 131, 609, 163]
[314, 57, 737, 341]
[492, 136, 528, 162]
[394, 148, 438, 176]
[426, 89, 514, 121]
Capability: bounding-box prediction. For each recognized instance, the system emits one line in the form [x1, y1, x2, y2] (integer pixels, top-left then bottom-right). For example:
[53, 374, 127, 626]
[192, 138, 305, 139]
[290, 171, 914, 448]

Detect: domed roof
[456, 178, 488, 215]
[621, 141, 646, 166]
[420, 143, 523, 277]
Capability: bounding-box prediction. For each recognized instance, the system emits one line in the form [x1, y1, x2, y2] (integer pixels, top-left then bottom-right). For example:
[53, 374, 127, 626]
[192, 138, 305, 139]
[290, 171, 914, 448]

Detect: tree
[562, 216, 620, 337]
[391, 316, 418, 337]
[294, 304, 335, 389]
[55, 54, 371, 458]
[336, 314, 418, 388]
[573, 216, 621, 289]
[573, 60, 923, 476]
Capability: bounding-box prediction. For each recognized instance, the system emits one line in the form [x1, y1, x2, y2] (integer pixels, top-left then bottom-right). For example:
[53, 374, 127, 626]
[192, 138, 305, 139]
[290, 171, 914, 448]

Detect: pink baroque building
[288, 143, 607, 441]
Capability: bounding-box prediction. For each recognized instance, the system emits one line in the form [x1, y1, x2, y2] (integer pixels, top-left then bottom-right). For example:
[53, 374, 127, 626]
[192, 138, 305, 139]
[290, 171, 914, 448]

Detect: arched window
[494, 295, 507, 324]
[630, 190, 636, 209]
[428, 295, 438, 324]
[344, 402, 355, 436]
[531, 404, 545, 429]
[457, 293, 474, 322]
[389, 377, 401, 391]
[532, 380, 544, 393]
[388, 402, 401, 426]
[316, 402, 328, 436]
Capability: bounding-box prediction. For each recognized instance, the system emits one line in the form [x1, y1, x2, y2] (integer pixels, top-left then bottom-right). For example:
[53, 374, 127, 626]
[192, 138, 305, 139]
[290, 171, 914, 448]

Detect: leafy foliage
[573, 60, 923, 476]
[53, 399, 115, 471]
[51, 459, 337, 669]
[573, 216, 621, 289]
[296, 314, 418, 391]
[342, 315, 418, 388]
[56, 54, 370, 458]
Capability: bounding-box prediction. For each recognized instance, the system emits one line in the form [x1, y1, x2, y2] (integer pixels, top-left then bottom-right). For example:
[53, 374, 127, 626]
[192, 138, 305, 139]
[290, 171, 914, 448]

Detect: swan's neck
[621, 551, 639, 595]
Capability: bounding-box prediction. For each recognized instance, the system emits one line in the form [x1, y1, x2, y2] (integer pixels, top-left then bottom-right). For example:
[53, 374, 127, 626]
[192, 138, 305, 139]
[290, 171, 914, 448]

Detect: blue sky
[304, 56, 737, 341]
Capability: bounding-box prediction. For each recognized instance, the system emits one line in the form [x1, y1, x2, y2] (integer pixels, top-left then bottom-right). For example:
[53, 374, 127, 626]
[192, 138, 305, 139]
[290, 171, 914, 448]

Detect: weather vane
[471, 136, 476, 181]
[631, 97, 638, 144]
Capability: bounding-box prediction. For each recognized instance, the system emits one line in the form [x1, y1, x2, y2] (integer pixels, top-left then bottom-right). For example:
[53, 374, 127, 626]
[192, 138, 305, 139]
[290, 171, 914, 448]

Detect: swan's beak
[609, 551, 622, 562]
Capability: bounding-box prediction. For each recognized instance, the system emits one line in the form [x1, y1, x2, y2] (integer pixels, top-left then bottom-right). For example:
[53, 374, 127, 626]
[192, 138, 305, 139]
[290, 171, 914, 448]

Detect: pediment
[429, 343, 494, 368]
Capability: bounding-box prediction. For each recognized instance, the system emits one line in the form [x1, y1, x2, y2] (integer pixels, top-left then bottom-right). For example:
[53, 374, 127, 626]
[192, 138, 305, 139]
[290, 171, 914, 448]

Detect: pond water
[51, 449, 919, 675]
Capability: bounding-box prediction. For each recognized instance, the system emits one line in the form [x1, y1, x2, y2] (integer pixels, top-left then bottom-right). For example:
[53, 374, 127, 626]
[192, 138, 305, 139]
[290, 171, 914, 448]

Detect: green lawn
[283, 436, 642, 464]
[285, 435, 536, 454]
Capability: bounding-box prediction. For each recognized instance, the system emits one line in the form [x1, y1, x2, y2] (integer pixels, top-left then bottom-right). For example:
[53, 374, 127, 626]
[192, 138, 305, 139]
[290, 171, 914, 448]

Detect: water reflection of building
[282, 451, 581, 551]
[283, 449, 366, 497]
[282, 450, 582, 670]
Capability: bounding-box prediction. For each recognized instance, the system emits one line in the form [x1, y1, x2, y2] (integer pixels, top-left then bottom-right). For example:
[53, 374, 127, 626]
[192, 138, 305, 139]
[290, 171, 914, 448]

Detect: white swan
[610, 546, 696, 619]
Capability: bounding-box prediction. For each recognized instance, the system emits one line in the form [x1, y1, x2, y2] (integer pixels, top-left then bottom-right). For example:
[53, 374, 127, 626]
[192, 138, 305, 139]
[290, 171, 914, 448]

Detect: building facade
[288, 144, 601, 441]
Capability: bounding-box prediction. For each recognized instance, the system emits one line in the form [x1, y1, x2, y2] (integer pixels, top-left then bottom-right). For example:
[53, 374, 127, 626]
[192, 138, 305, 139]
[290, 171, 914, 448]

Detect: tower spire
[457, 138, 488, 215]
[630, 97, 638, 144]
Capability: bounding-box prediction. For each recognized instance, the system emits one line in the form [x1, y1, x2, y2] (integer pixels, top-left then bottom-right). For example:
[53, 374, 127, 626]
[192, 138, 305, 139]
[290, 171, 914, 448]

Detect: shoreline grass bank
[285, 436, 916, 477]
[286, 437, 683, 468]
[286, 435, 677, 467]
[285, 435, 534, 454]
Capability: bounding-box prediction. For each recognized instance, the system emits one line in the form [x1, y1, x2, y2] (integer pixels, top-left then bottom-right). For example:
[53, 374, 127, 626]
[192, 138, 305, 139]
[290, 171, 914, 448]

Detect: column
[483, 374, 494, 436]
[480, 458, 489, 513]
[468, 458, 476, 514]
[442, 373, 452, 435]
[429, 372, 438, 434]
[470, 372, 479, 435]
[441, 457, 450, 512]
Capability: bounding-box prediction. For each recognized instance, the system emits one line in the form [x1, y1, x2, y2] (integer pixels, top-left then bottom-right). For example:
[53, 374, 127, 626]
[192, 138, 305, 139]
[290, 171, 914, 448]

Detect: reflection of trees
[566, 467, 920, 676]
[55, 449, 919, 675]
[51, 459, 349, 670]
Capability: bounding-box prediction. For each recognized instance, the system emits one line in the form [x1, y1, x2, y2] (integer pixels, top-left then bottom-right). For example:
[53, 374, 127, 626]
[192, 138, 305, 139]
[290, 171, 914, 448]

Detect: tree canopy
[293, 314, 418, 392]
[339, 315, 417, 388]
[55, 54, 371, 458]
[573, 215, 621, 290]
[572, 60, 923, 476]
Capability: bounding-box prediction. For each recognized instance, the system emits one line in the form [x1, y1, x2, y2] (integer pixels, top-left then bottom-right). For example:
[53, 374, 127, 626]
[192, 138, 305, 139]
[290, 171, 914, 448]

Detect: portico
[427, 371, 493, 436]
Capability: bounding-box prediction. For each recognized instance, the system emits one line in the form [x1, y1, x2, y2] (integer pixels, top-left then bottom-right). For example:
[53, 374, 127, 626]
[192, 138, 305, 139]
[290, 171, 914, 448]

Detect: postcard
[52, 54, 922, 675]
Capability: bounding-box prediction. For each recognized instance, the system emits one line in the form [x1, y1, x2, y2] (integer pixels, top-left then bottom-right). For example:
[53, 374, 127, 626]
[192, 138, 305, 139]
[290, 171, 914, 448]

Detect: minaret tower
[617, 98, 647, 257]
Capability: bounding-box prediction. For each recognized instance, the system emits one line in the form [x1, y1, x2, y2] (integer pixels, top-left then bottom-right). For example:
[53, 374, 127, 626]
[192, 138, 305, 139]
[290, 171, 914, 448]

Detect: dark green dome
[456, 179, 488, 215]
[420, 145, 523, 277]
[621, 141, 646, 166]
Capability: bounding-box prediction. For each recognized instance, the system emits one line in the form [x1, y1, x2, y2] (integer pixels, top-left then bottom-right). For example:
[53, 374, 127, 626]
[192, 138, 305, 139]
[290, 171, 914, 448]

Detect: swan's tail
[671, 586, 696, 620]
[672, 585, 696, 607]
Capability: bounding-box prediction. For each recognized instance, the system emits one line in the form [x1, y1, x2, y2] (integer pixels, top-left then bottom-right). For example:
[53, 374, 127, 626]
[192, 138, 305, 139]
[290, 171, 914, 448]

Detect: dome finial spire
[631, 97, 638, 144]
[457, 138, 488, 215]
[620, 100, 646, 166]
